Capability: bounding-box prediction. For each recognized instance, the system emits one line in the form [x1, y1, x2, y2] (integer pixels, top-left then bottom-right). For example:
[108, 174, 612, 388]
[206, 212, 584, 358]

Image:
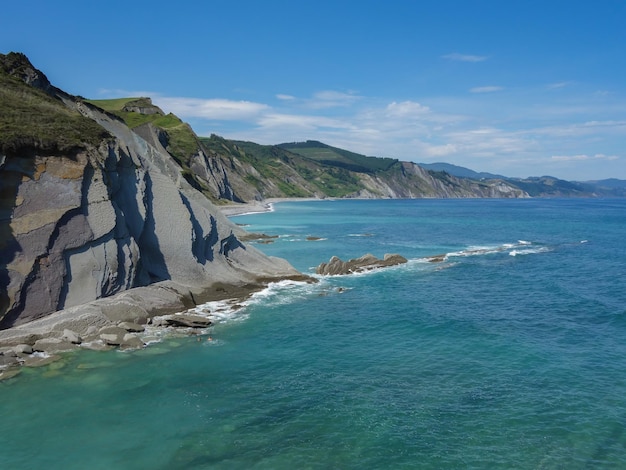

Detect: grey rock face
[13, 344, 33, 355]
[32, 338, 77, 354]
[61, 329, 81, 344]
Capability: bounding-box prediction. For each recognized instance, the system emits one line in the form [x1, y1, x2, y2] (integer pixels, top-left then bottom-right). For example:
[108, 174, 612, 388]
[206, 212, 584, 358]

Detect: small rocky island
[316, 253, 408, 275]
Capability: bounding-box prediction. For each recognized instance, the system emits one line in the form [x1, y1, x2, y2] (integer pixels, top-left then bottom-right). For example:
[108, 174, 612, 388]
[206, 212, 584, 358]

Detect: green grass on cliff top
[0, 72, 109, 154]
[87, 97, 200, 162]
[85, 97, 139, 112]
[86, 98, 183, 129]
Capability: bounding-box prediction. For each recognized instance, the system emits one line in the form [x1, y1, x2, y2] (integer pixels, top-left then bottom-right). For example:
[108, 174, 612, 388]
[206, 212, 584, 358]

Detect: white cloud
[385, 101, 431, 118]
[276, 94, 295, 101]
[470, 86, 504, 93]
[442, 53, 488, 62]
[154, 97, 269, 120]
[423, 144, 459, 157]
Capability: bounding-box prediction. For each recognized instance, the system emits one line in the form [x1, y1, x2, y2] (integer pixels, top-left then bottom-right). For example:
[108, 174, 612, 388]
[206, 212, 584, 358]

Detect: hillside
[193, 137, 529, 200]
[80, 97, 530, 201]
[279, 140, 397, 173]
[80, 97, 625, 200]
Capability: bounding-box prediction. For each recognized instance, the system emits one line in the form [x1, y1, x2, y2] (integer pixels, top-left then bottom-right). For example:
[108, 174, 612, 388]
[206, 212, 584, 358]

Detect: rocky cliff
[0, 53, 302, 329]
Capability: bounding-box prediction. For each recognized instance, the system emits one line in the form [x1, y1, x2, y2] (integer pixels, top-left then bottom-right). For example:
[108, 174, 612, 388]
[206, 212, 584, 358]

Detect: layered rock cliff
[198, 137, 529, 200]
[0, 53, 302, 329]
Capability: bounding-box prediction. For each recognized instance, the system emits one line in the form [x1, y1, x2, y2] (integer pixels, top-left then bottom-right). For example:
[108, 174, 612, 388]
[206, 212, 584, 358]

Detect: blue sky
[2, 0, 625, 180]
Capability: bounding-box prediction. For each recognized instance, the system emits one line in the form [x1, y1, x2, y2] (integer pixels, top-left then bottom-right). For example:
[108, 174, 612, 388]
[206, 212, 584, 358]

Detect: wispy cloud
[547, 81, 571, 89]
[528, 120, 626, 137]
[442, 53, 488, 62]
[551, 154, 619, 162]
[153, 97, 269, 120]
[256, 113, 353, 131]
[470, 86, 504, 93]
[306, 90, 361, 109]
[276, 94, 296, 101]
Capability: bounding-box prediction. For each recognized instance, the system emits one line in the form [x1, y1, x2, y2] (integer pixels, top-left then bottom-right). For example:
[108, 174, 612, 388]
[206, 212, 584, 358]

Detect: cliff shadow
[0, 153, 32, 328]
[136, 171, 170, 284]
[179, 192, 220, 263]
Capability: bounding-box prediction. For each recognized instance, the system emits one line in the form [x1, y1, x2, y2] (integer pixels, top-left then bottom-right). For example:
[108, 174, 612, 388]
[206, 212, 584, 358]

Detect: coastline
[0, 195, 319, 379]
[0, 275, 312, 379]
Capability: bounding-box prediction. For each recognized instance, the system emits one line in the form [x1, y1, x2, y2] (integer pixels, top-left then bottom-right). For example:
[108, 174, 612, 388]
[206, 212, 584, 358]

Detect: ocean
[1, 198, 625, 469]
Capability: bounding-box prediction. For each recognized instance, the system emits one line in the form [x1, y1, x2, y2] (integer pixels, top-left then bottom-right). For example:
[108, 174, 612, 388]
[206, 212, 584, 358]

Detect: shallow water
[1, 199, 625, 469]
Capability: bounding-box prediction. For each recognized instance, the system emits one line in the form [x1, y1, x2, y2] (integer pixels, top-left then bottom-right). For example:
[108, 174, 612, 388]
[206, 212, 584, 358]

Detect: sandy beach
[219, 197, 326, 217]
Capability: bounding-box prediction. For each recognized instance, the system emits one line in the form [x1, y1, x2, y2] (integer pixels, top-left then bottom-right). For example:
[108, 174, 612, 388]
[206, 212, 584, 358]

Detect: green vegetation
[230, 139, 363, 197]
[279, 140, 397, 173]
[0, 54, 109, 154]
[86, 98, 183, 131]
[198, 136, 365, 198]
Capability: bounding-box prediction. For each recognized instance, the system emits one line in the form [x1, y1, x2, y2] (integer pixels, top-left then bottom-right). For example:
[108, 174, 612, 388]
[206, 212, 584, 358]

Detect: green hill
[199, 136, 363, 198]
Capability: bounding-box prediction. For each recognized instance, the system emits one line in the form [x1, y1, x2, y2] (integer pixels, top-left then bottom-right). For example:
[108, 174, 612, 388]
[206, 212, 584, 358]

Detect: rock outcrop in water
[316, 253, 408, 275]
[0, 53, 306, 335]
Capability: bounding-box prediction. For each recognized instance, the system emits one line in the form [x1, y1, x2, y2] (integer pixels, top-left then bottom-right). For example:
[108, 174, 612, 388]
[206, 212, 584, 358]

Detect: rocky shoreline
[0, 194, 408, 381]
[0, 275, 312, 380]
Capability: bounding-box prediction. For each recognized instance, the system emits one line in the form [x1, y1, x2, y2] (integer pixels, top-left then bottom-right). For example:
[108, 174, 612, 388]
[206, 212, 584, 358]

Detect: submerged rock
[316, 253, 408, 275]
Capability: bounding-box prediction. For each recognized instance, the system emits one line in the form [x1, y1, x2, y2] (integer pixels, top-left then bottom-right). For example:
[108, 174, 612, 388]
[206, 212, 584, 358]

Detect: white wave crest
[509, 247, 551, 256]
[421, 240, 549, 263]
[244, 279, 323, 307]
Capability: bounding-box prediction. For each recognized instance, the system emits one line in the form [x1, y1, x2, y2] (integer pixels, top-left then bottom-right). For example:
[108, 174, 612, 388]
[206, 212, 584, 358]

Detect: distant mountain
[583, 178, 626, 190]
[419, 162, 626, 198]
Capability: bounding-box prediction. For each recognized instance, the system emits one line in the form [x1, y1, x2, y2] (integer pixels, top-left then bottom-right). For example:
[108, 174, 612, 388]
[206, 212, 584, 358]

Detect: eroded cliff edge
[0, 53, 305, 335]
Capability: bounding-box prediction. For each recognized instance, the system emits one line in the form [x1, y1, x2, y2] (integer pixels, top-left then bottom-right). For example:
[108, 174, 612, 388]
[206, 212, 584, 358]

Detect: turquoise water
[1, 199, 625, 469]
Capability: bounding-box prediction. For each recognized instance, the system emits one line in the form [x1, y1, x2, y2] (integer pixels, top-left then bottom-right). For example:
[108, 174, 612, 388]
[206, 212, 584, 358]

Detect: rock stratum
[0, 53, 306, 339]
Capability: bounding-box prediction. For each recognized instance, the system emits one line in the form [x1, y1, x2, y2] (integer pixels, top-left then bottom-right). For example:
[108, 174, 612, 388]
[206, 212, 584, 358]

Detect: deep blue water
[1, 199, 625, 469]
